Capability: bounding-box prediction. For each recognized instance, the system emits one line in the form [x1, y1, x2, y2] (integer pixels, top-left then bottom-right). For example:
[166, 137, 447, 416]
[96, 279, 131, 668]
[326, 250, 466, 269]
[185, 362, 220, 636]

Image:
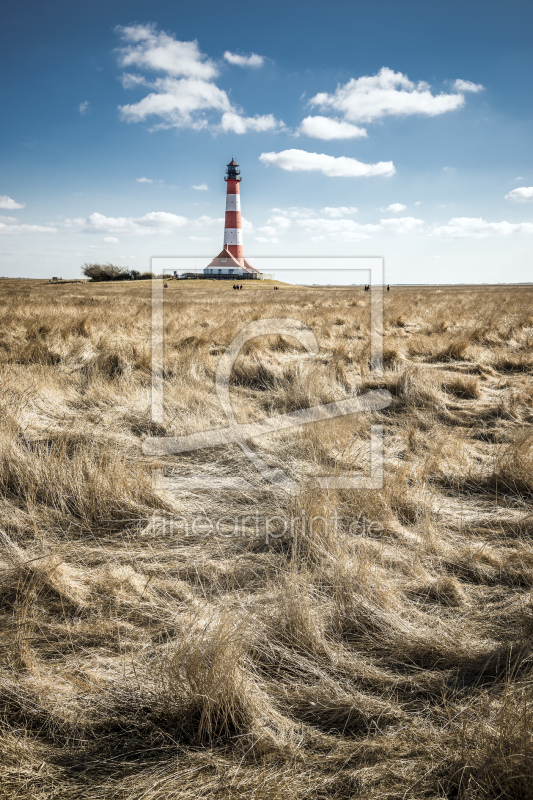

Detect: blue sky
[1, 0, 532, 282]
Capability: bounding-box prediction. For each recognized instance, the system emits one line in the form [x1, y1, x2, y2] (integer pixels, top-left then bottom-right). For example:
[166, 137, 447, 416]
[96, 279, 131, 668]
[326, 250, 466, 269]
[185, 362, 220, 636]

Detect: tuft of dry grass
[443, 374, 481, 399]
[0, 279, 532, 799]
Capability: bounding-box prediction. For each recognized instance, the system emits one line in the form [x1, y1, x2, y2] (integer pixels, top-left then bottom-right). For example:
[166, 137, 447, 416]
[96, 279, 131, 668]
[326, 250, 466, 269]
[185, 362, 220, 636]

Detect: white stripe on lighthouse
[225, 194, 241, 212]
[224, 228, 243, 245]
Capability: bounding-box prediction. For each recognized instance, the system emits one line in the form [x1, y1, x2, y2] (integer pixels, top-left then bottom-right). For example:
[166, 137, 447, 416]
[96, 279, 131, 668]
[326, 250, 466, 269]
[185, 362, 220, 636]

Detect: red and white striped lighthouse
[205, 159, 261, 278]
[223, 159, 243, 262]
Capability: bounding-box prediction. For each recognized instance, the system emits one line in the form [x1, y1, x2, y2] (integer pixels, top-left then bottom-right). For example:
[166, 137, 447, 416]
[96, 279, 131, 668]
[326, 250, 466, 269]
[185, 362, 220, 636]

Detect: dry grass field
[0, 278, 532, 799]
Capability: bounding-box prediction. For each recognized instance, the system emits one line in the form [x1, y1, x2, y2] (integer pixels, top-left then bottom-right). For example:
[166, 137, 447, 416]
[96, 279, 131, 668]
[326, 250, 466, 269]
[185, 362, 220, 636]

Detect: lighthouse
[223, 158, 243, 262]
[204, 159, 262, 279]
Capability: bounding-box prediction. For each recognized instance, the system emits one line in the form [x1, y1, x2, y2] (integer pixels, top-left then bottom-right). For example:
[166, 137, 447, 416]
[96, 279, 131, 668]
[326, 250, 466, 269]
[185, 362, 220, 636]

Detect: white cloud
[121, 72, 149, 89]
[117, 24, 218, 80]
[0, 222, 56, 235]
[224, 51, 264, 68]
[297, 217, 380, 241]
[220, 111, 281, 134]
[188, 235, 211, 241]
[137, 177, 153, 183]
[259, 149, 395, 178]
[120, 76, 231, 129]
[380, 216, 424, 234]
[414, 201, 422, 206]
[270, 206, 315, 218]
[76, 211, 236, 237]
[193, 214, 225, 227]
[266, 215, 292, 229]
[379, 203, 407, 212]
[505, 186, 533, 202]
[83, 211, 188, 236]
[116, 25, 281, 134]
[257, 211, 425, 242]
[0, 216, 17, 223]
[299, 116, 367, 139]
[192, 183, 208, 190]
[310, 67, 467, 123]
[253, 215, 291, 240]
[255, 224, 279, 243]
[190, 212, 250, 230]
[453, 79, 484, 93]
[433, 217, 533, 238]
[256, 225, 278, 237]
[293, 214, 424, 241]
[0, 195, 25, 210]
[79, 100, 90, 115]
[320, 206, 358, 217]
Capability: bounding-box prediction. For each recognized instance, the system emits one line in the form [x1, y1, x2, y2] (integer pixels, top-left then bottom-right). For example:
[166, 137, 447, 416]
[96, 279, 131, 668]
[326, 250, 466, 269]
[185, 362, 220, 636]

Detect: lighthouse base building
[203, 159, 269, 280]
[204, 247, 262, 279]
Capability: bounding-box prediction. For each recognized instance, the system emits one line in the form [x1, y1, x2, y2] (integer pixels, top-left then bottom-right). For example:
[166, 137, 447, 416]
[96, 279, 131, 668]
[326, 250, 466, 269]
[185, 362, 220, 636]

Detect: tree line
[82, 263, 156, 282]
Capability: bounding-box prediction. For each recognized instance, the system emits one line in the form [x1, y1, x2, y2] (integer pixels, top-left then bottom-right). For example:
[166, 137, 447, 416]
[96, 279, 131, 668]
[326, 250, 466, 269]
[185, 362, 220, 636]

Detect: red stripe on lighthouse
[225, 210, 241, 228]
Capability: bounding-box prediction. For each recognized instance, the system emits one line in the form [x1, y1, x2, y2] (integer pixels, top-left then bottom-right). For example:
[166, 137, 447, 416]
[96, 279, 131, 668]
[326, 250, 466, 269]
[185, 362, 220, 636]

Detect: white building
[204, 247, 264, 279]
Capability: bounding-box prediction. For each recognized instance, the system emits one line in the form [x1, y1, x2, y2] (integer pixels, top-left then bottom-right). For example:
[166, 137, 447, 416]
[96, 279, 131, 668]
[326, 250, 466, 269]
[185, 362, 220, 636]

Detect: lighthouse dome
[225, 159, 241, 181]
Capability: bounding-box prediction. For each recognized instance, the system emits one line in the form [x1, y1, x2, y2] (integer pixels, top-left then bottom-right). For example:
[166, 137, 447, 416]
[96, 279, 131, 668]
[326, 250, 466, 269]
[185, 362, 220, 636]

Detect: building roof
[243, 258, 261, 274]
[206, 248, 261, 273]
